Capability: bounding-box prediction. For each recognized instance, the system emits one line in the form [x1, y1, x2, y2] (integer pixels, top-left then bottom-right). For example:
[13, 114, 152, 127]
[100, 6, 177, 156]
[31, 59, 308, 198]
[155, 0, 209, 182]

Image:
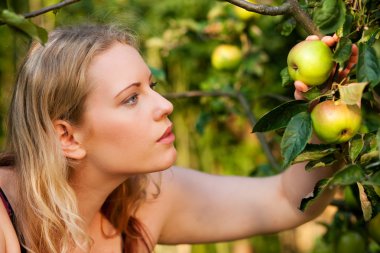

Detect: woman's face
[77, 42, 177, 175]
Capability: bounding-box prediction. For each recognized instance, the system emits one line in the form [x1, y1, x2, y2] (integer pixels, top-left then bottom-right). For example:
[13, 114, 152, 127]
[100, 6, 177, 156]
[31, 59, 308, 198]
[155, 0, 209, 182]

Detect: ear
[53, 120, 86, 160]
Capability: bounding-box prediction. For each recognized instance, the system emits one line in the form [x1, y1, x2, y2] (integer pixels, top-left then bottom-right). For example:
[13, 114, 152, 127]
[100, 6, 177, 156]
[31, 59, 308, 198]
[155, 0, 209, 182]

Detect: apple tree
[0, 0, 379, 252]
[140, 0, 380, 250]
[239, 0, 380, 251]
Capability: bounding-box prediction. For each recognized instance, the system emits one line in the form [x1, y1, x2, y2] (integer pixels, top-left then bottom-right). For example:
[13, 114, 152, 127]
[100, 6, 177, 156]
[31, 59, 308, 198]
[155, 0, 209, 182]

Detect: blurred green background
[0, 0, 350, 252]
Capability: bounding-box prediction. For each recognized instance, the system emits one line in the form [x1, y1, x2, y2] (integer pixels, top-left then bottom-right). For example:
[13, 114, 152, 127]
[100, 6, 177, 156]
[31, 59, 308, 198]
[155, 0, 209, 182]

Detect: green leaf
[363, 132, 378, 153]
[377, 128, 380, 161]
[303, 86, 323, 101]
[293, 143, 337, 163]
[305, 155, 337, 171]
[362, 171, 380, 186]
[280, 67, 292, 87]
[281, 112, 312, 169]
[330, 164, 365, 186]
[312, 0, 346, 34]
[367, 29, 380, 47]
[360, 28, 380, 46]
[357, 183, 380, 221]
[333, 37, 352, 67]
[341, 13, 353, 37]
[252, 100, 308, 132]
[281, 17, 296, 36]
[365, 185, 380, 216]
[360, 150, 379, 164]
[338, 82, 368, 105]
[349, 135, 364, 163]
[357, 43, 380, 88]
[0, 9, 47, 43]
[300, 178, 330, 211]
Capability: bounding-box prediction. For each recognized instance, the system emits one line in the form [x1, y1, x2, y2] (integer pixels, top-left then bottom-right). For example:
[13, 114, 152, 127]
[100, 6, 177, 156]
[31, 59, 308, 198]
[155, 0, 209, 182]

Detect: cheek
[89, 116, 149, 154]
[82, 115, 162, 174]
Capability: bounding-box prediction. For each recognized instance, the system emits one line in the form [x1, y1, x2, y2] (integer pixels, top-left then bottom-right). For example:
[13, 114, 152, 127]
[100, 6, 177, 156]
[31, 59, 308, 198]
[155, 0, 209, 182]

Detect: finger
[338, 68, 351, 80]
[294, 80, 309, 92]
[346, 61, 356, 70]
[306, 35, 320, 41]
[351, 44, 359, 57]
[333, 34, 339, 42]
[349, 44, 359, 65]
[321, 36, 336, 47]
[294, 90, 305, 100]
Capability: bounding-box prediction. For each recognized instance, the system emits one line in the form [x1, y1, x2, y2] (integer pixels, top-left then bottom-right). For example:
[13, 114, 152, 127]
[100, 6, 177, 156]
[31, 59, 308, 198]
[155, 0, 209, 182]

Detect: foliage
[0, 0, 379, 252]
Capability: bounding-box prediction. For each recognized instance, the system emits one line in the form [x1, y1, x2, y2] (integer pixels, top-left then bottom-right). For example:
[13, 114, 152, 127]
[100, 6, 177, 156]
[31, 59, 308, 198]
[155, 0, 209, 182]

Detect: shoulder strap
[0, 188, 27, 253]
[0, 187, 15, 222]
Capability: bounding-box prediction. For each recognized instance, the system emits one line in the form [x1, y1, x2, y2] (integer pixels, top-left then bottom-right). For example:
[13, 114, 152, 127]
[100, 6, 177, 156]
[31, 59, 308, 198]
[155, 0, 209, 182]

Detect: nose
[153, 92, 173, 121]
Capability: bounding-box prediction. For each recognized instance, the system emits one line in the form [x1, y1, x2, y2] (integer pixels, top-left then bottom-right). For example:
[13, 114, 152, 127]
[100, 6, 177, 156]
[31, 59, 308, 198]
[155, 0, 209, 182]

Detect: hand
[294, 34, 359, 100]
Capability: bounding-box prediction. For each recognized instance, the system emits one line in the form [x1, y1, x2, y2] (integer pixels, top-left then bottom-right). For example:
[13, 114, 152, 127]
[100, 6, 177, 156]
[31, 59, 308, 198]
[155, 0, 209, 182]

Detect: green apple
[287, 40, 334, 86]
[211, 44, 243, 70]
[311, 100, 361, 144]
[336, 231, 366, 253]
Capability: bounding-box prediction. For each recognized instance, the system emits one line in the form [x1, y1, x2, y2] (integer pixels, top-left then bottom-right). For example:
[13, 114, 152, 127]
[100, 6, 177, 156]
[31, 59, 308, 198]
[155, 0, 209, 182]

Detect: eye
[122, 93, 139, 106]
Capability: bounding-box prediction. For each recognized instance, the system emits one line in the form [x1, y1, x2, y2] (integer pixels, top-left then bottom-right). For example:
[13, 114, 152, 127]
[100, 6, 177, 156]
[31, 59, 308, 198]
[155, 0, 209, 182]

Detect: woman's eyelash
[122, 82, 158, 106]
[123, 93, 139, 106]
[150, 81, 158, 89]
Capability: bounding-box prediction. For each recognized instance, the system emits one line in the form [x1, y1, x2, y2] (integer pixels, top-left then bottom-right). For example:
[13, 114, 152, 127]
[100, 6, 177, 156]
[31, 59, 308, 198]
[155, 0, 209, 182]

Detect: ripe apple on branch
[253, 33, 363, 170]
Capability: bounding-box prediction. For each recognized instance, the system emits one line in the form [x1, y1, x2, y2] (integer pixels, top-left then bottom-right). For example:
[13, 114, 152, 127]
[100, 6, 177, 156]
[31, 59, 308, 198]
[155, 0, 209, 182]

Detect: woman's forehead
[86, 43, 150, 95]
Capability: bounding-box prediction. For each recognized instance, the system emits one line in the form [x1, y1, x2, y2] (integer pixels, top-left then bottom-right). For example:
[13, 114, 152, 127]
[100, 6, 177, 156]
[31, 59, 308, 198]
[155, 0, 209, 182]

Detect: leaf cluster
[0, 1, 47, 43]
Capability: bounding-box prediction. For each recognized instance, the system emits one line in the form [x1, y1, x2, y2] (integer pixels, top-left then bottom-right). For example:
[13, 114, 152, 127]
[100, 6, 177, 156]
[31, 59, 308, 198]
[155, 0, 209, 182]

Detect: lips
[157, 125, 175, 144]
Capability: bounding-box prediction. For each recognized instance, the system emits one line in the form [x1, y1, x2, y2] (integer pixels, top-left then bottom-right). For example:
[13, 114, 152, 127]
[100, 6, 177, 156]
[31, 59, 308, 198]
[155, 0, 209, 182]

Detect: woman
[0, 23, 354, 253]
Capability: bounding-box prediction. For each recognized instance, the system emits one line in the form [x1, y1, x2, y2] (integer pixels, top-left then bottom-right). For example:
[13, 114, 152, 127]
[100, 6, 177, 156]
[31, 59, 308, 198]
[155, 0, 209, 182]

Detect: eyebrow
[114, 72, 153, 99]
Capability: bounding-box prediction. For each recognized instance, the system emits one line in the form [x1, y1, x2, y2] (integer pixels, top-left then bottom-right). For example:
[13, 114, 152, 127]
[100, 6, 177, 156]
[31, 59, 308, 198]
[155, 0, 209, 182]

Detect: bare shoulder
[145, 166, 201, 197]
[136, 167, 195, 242]
[0, 166, 16, 188]
[0, 166, 18, 206]
[139, 166, 207, 217]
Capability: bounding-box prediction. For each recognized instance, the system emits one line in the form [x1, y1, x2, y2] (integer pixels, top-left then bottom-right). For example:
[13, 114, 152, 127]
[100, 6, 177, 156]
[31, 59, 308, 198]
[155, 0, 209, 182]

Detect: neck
[70, 164, 128, 229]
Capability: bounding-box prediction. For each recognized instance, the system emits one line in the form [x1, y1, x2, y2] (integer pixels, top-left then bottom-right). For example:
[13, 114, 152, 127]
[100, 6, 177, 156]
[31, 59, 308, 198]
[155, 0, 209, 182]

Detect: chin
[157, 149, 177, 172]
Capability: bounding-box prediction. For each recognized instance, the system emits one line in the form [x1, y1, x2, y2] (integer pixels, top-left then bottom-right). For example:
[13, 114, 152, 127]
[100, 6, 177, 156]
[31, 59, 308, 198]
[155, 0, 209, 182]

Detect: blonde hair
[2, 24, 152, 253]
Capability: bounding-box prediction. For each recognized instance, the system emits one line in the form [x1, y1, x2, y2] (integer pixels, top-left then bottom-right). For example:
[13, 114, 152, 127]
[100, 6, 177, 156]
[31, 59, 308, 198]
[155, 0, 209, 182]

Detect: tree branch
[287, 0, 323, 37]
[224, 0, 291, 15]
[23, 0, 80, 19]
[224, 0, 323, 37]
[165, 90, 280, 170]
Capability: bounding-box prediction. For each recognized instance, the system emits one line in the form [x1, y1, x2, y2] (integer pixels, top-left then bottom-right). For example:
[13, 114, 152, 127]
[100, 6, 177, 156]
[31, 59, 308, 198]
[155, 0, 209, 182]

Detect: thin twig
[23, 0, 81, 19]
[0, 0, 81, 26]
[224, 0, 291, 15]
[165, 90, 280, 170]
[235, 92, 280, 171]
